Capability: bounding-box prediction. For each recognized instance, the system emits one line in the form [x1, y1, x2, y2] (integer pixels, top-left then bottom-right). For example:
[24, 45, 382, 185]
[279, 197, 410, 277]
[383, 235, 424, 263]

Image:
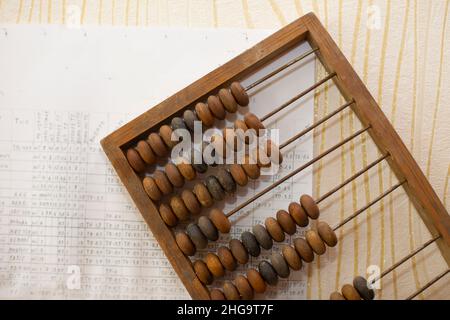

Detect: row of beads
[125, 82, 249, 173]
[330, 276, 375, 300]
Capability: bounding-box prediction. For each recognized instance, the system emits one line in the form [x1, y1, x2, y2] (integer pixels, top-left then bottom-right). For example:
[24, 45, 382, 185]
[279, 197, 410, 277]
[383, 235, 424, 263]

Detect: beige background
[0, 0, 449, 299]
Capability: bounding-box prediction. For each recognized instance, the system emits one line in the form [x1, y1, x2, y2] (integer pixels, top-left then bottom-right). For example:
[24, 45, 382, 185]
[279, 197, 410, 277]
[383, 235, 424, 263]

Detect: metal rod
[332, 180, 406, 231]
[244, 48, 319, 91]
[406, 268, 450, 300]
[226, 126, 370, 218]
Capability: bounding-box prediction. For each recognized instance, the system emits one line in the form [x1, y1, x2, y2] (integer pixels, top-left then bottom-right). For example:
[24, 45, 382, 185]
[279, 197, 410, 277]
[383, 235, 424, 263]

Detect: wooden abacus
[101, 13, 450, 300]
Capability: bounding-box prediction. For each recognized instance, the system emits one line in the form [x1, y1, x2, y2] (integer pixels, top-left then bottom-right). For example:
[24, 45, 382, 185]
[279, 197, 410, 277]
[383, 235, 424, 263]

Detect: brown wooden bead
[293, 238, 314, 263]
[218, 88, 238, 113]
[282, 245, 302, 270]
[211, 134, 227, 159]
[341, 284, 361, 300]
[209, 209, 231, 233]
[246, 269, 266, 293]
[235, 275, 254, 300]
[194, 260, 213, 285]
[229, 239, 249, 265]
[159, 124, 177, 149]
[242, 155, 260, 179]
[230, 82, 249, 106]
[170, 195, 190, 221]
[181, 189, 201, 215]
[229, 164, 248, 186]
[207, 95, 226, 120]
[265, 217, 285, 242]
[317, 221, 338, 247]
[195, 102, 214, 127]
[265, 139, 283, 164]
[142, 176, 162, 201]
[126, 148, 146, 172]
[177, 160, 197, 181]
[159, 203, 178, 227]
[217, 246, 236, 271]
[198, 216, 218, 241]
[165, 163, 184, 188]
[244, 112, 265, 136]
[330, 291, 346, 300]
[153, 170, 173, 195]
[193, 182, 213, 208]
[288, 202, 309, 227]
[205, 253, 224, 278]
[136, 140, 156, 164]
[306, 230, 326, 255]
[147, 133, 168, 157]
[300, 194, 320, 219]
[223, 127, 240, 152]
[223, 281, 240, 300]
[234, 119, 250, 144]
[175, 232, 195, 256]
[210, 289, 226, 300]
[276, 209, 296, 235]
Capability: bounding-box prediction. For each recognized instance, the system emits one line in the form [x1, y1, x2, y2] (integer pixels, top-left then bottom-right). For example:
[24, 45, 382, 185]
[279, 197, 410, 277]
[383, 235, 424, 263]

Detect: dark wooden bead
[270, 252, 290, 278]
[177, 160, 197, 181]
[171, 117, 187, 131]
[258, 261, 278, 286]
[353, 276, 375, 300]
[330, 292, 346, 300]
[181, 189, 201, 215]
[234, 119, 249, 144]
[136, 140, 156, 164]
[165, 163, 184, 188]
[242, 155, 260, 179]
[209, 209, 231, 233]
[294, 238, 314, 263]
[210, 289, 226, 300]
[183, 109, 198, 132]
[205, 253, 224, 278]
[198, 216, 218, 241]
[194, 260, 213, 285]
[205, 175, 225, 201]
[300, 194, 320, 219]
[229, 239, 248, 265]
[246, 269, 266, 293]
[317, 221, 338, 247]
[306, 230, 326, 255]
[265, 217, 285, 242]
[154, 170, 173, 195]
[229, 164, 248, 186]
[235, 275, 254, 300]
[281, 245, 302, 270]
[126, 148, 146, 172]
[244, 112, 265, 136]
[217, 246, 236, 271]
[191, 148, 208, 173]
[147, 133, 168, 157]
[288, 202, 309, 227]
[265, 139, 283, 165]
[341, 284, 361, 300]
[158, 203, 178, 227]
[230, 81, 249, 106]
[276, 209, 296, 235]
[223, 281, 240, 300]
[241, 231, 260, 257]
[186, 223, 207, 249]
[207, 95, 226, 120]
[252, 224, 273, 250]
[216, 168, 236, 193]
[143, 176, 162, 201]
[193, 182, 214, 208]
[175, 232, 195, 256]
[170, 195, 190, 221]
[218, 88, 238, 113]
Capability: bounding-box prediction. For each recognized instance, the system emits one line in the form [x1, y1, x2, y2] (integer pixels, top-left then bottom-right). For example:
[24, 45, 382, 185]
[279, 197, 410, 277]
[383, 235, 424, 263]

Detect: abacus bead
[246, 269, 266, 293]
[353, 276, 375, 300]
[216, 168, 236, 193]
[165, 163, 184, 188]
[207, 95, 226, 120]
[293, 238, 314, 263]
[143, 176, 162, 201]
[154, 170, 173, 195]
[223, 281, 240, 300]
[241, 231, 260, 257]
[244, 112, 265, 135]
[209, 209, 231, 233]
[229, 239, 249, 265]
[265, 217, 285, 242]
[170, 196, 190, 221]
[191, 148, 208, 173]
[205, 175, 225, 201]
[218, 88, 238, 113]
[186, 223, 208, 249]
[282, 245, 302, 271]
[181, 189, 201, 215]
[183, 109, 198, 132]
[229, 164, 248, 186]
[175, 232, 195, 256]
[235, 275, 254, 300]
[300, 194, 320, 219]
[317, 221, 338, 247]
[159, 124, 177, 149]
[265, 139, 283, 165]
[223, 127, 239, 152]
[193, 182, 214, 208]
[252, 224, 273, 250]
[217, 246, 236, 271]
[205, 253, 224, 278]
[270, 252, 290, 278]
[194, 260, 213, 285]
[177, 161, 197, 181]
[171, 117, 186, 131]
[195, 102, 215, 127]
[210, 289, 226, 300]
[288, 202, 309, 227]
[330, 292, 346, 300]
[136, 140, 156, 164]
[230, 82, 249, 106]
[341, 284, 361, 300]
[126, 148, 146, 172]
[242, 155, 260, 179]
[258, 261, 278, 286]
[306, 230, 326, 255]
[276, 209, 296, 235]
[148, 133, 168, 157]
[159, 203, 178, 227]
[198, 216, 218, 241]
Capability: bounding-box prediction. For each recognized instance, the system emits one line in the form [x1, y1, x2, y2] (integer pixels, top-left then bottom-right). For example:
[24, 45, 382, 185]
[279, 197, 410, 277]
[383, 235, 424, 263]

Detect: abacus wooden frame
[100, 13, 450, 300]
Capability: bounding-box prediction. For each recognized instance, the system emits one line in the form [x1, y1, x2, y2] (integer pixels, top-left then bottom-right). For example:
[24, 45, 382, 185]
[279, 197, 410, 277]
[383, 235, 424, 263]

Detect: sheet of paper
[0, 25, 314, 299]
